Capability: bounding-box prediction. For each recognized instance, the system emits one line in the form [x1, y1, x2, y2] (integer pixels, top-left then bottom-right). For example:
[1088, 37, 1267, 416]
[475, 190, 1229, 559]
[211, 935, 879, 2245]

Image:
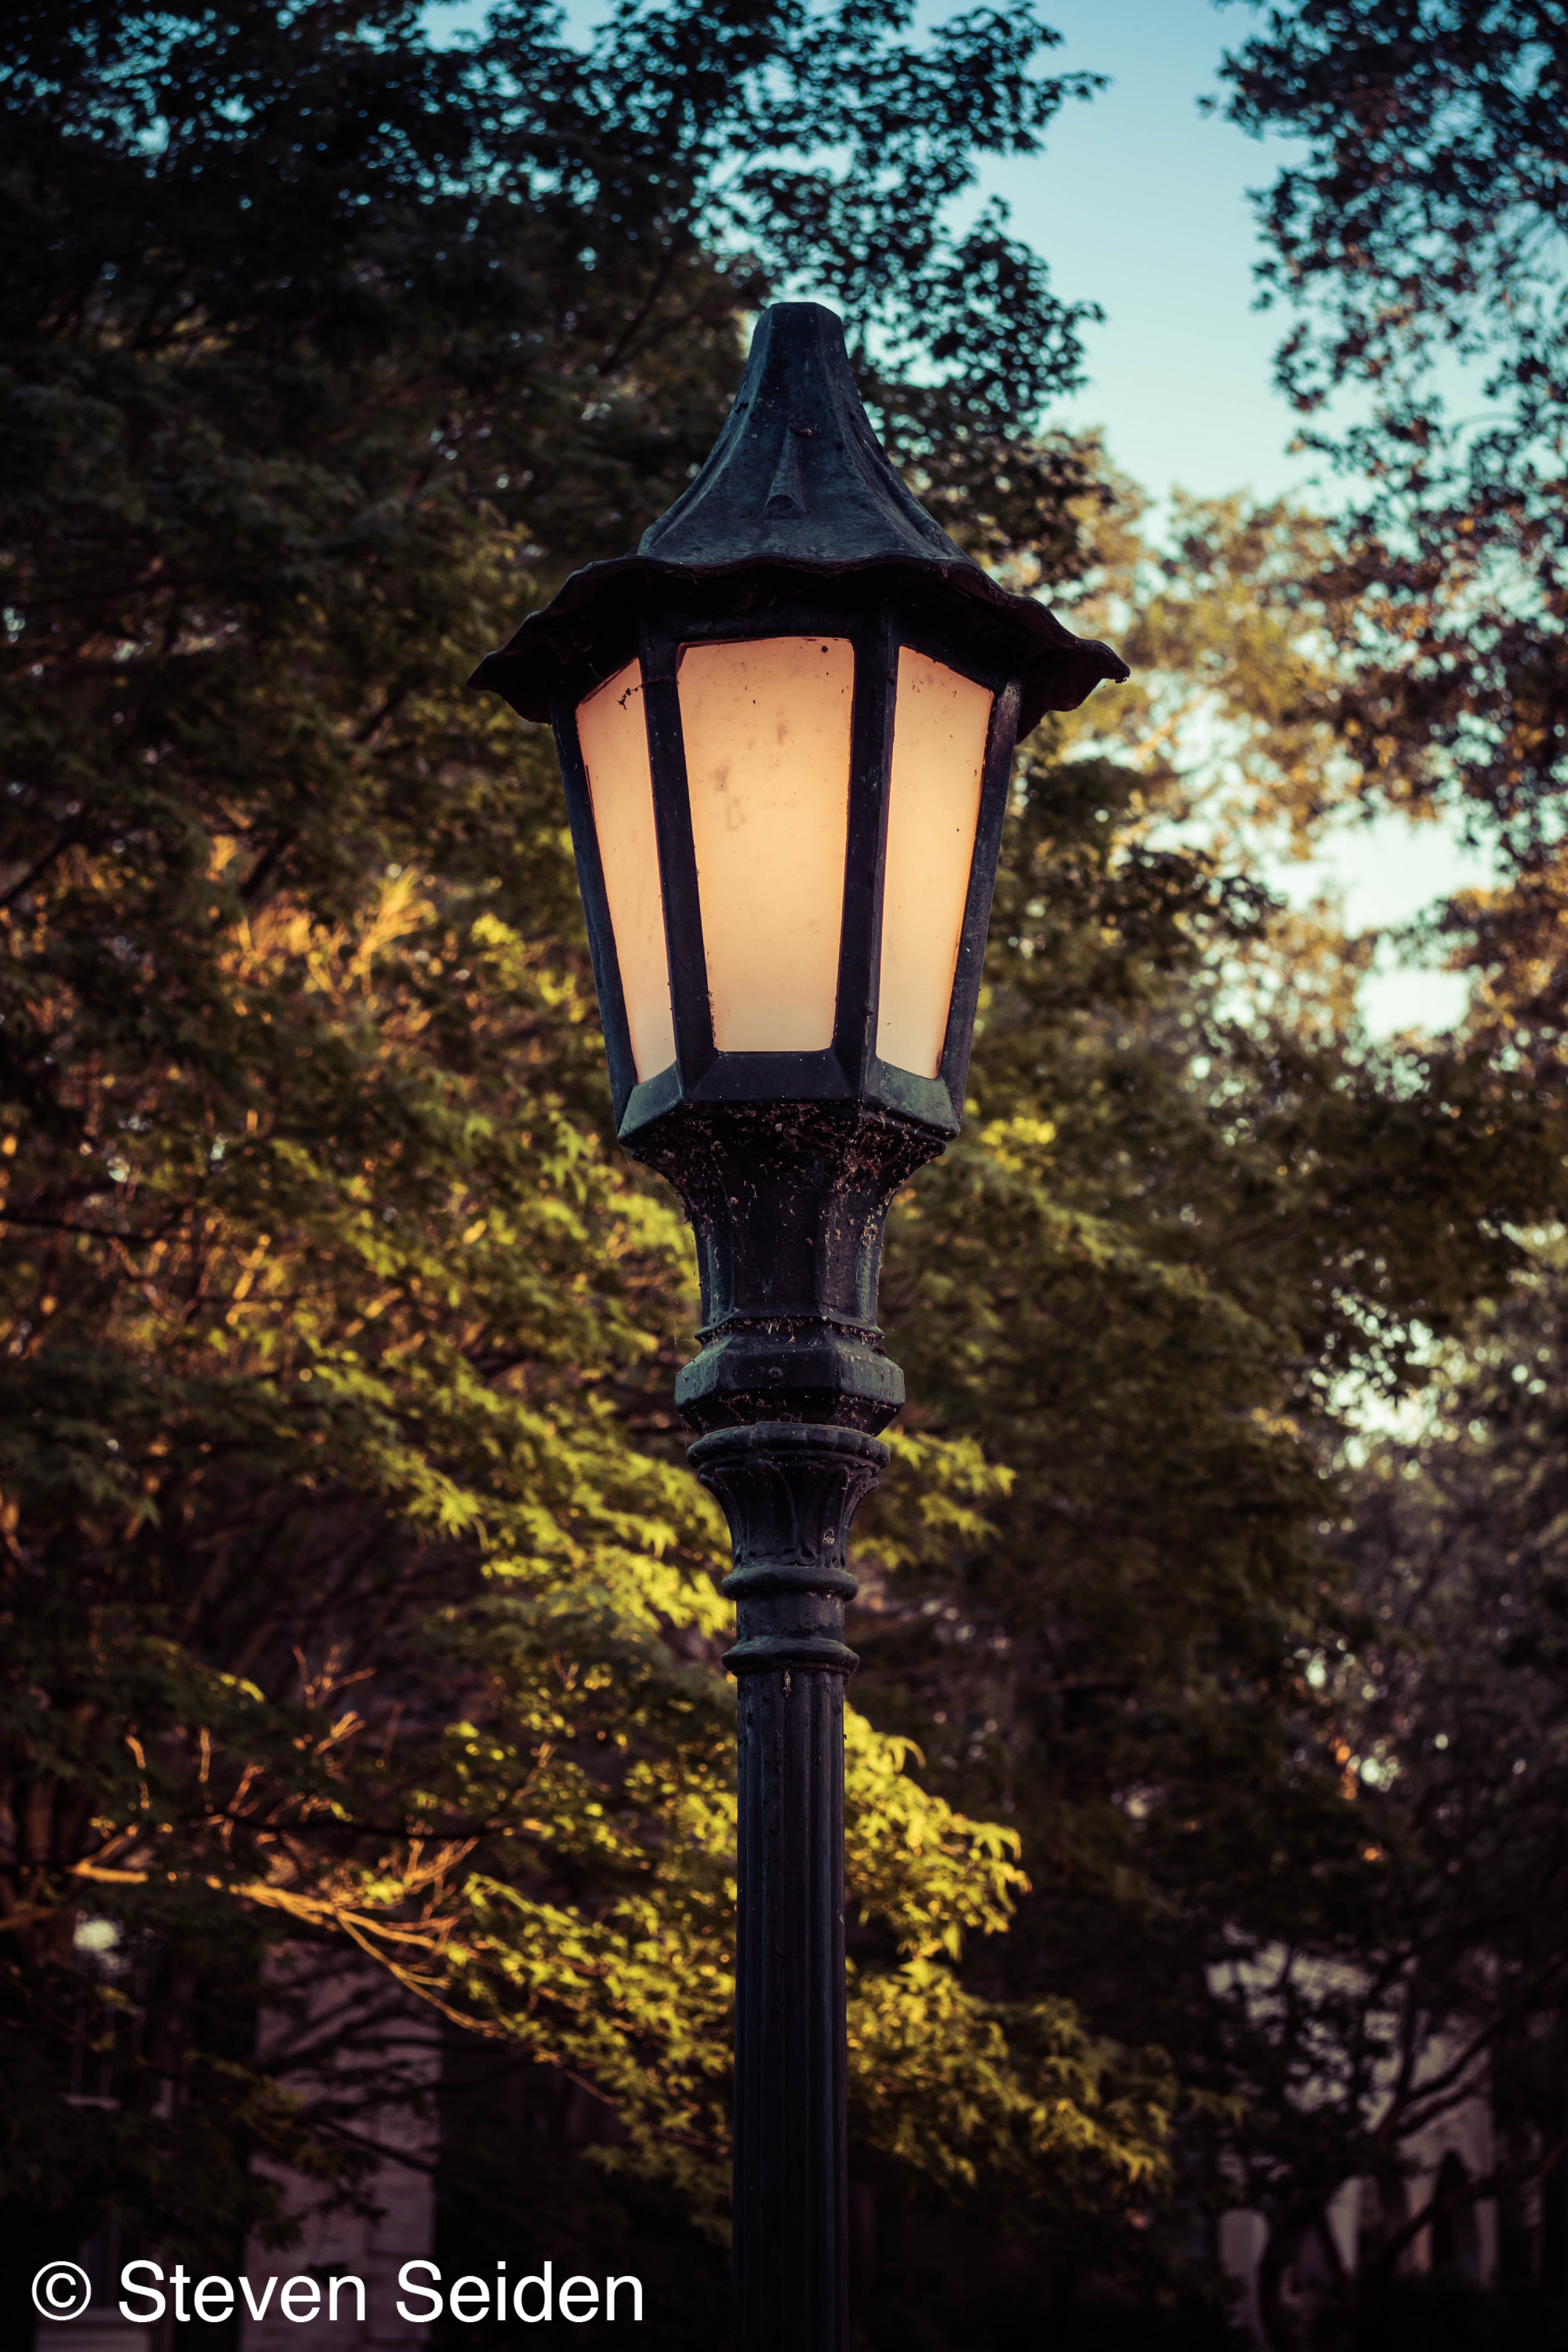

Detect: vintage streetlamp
[471, 303, 1127, 2352]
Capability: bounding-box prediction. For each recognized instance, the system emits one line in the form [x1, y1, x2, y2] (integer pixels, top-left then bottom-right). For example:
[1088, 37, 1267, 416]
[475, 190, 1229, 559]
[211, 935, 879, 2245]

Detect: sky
[979, 0, 1317, 508]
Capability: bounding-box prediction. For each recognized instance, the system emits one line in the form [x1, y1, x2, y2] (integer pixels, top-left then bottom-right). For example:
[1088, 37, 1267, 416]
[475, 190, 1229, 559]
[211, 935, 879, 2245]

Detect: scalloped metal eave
[469, 550, 1127, 739]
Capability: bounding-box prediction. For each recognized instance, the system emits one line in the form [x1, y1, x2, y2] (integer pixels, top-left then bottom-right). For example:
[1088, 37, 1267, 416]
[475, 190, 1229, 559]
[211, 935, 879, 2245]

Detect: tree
[1216, 1, 1568, 1032]
[0, 0, 1171, 2325]
[844, 477, 1568, 2344]
[1176, 21, 1568, 2327]
[13, 5, 1566, 2337]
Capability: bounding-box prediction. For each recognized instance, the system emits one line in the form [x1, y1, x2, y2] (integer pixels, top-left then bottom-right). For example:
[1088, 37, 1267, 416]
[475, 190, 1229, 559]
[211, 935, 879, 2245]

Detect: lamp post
[472, 303, 1127, 2352]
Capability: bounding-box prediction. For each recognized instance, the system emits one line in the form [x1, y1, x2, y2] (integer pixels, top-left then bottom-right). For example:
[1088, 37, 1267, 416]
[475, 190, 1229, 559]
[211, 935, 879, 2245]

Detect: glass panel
[876, 648, 993, 1080]
[677, 637, 854, 1054]
[577, 659, 676, 1082]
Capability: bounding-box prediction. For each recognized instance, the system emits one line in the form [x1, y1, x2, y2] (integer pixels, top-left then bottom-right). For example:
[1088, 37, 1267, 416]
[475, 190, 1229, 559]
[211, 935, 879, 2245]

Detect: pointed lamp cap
[471, 303, 1127, 735]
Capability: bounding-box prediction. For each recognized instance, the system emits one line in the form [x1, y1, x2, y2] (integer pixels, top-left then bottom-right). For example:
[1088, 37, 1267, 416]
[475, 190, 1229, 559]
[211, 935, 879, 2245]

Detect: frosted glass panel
[876, 648, 993, 1080]
[577, 659, 676, 1081]
[677, 637, 854, 1053]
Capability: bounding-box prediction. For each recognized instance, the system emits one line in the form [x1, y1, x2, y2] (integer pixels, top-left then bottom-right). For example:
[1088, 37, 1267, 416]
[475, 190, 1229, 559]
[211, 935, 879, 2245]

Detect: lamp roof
[471, 303, 1128, 735]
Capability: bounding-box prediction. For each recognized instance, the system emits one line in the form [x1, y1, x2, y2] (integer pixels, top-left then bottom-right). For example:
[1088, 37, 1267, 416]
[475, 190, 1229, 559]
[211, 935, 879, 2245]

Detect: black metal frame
[475, 302, 1127, 2352]
[550, 575, 1022, 1150]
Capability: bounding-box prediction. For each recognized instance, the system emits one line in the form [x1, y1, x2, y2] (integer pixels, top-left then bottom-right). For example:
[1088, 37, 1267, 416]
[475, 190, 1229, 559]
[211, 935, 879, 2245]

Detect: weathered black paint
[471, 302, 1129, 2352]
[637, 1091, 930, 2350]
[631, 1100, 935, 1435]
[693, 1421, 887, 2352]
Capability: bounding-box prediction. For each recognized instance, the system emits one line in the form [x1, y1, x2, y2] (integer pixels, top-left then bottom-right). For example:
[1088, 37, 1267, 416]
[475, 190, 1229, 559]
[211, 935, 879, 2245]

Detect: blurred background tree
[0, 0, 1162, 2334]
[6, 2, 1568, 2348]
[851, 466, 1566, 2347]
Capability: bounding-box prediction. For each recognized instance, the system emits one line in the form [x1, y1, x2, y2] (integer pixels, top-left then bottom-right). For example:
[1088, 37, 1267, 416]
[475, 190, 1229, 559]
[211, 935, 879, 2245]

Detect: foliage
[828, 16, 1568, 2322]
[0, 0, 1167, 2314]
[845, 480, 1568, 2336]
[10, 0, 1568, 2336]
[1145, 1232, 1568, 2350]
[1217, 0, 1568, 1024]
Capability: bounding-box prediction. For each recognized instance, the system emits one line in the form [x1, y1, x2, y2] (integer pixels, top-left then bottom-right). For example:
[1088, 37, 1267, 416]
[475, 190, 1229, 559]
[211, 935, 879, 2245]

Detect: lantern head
[471, 303, 1128, 1148]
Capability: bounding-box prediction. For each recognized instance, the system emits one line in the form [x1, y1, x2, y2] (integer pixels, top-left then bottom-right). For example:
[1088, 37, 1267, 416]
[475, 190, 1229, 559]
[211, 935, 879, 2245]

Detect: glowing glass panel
[677, 636, 854, 1053]
[577, 659, 676, 1081]
[876, 648, 993, 1079]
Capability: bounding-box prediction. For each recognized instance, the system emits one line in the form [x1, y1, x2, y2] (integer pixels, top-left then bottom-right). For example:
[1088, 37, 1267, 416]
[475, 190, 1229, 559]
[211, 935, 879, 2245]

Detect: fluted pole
[631, 1102, 938, 2352]
[691, 1424, 887, 2352]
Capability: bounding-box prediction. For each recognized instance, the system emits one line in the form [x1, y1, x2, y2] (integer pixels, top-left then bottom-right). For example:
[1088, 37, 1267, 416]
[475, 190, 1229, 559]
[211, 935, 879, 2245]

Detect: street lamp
[472, 302, 1127, 2352]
